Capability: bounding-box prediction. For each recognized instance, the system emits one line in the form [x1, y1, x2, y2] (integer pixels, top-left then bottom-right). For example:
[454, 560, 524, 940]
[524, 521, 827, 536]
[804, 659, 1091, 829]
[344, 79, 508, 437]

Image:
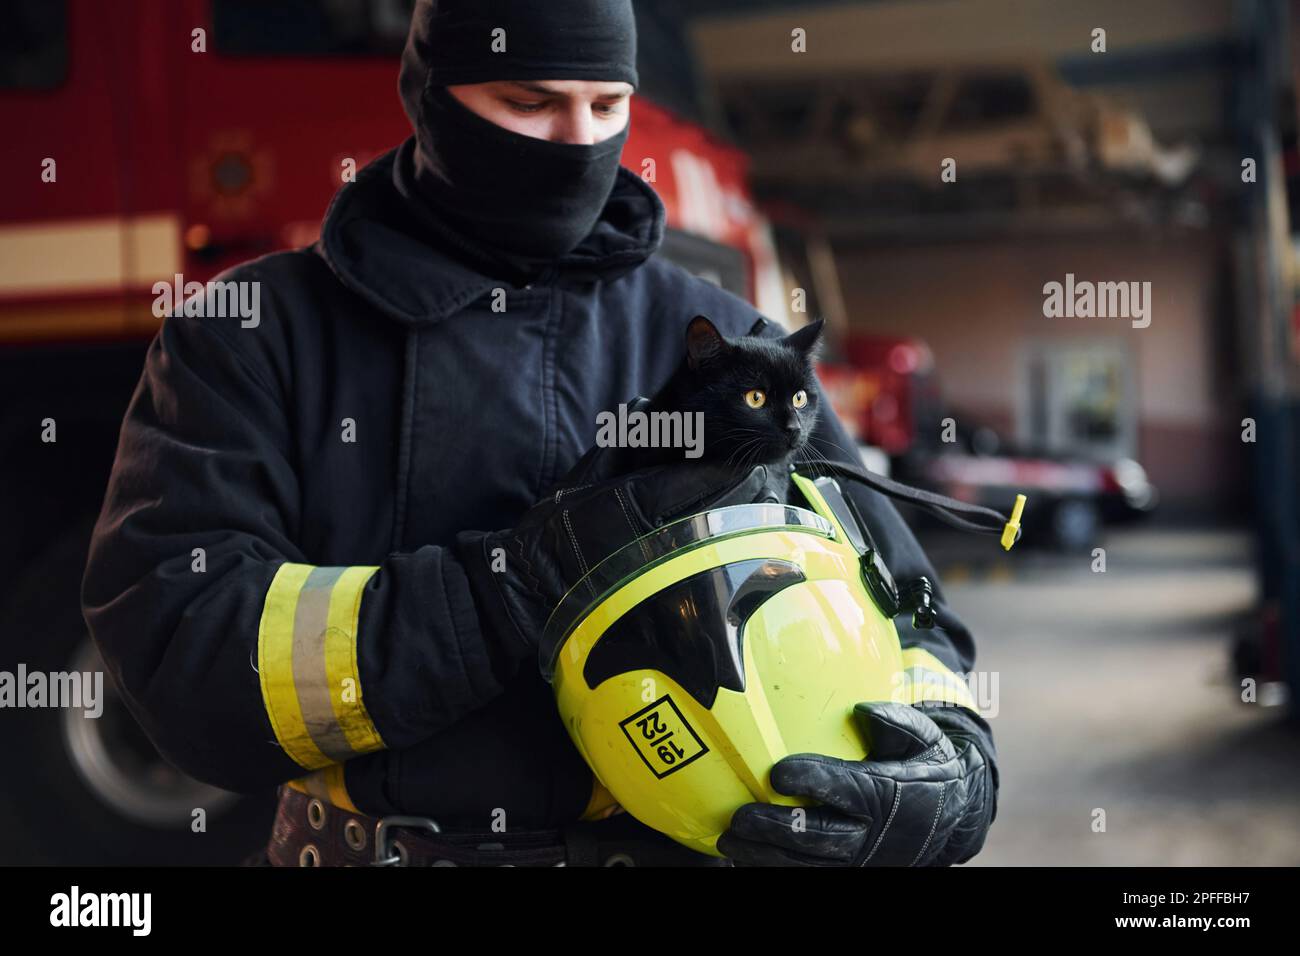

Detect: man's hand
[717, 701, 996, 866]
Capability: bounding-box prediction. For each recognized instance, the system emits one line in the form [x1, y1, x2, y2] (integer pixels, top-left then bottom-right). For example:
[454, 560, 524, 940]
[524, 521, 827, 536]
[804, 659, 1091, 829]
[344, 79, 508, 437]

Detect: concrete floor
[922, 527, 1300, 866]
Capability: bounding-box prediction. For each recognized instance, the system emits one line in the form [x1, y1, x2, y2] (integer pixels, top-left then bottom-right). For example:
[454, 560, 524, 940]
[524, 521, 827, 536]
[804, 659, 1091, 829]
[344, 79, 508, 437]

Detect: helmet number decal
[619, 695, 708, 779]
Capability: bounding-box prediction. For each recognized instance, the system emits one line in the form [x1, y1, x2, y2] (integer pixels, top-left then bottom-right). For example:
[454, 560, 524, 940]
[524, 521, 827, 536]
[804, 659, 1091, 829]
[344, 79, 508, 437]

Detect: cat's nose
[784, 425, 802, 445]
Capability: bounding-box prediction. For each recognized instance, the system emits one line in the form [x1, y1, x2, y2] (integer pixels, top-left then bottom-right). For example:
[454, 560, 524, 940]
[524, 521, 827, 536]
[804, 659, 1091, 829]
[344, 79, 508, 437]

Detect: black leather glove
[457, 446, 777, 666]
[717, 701, 997, 866]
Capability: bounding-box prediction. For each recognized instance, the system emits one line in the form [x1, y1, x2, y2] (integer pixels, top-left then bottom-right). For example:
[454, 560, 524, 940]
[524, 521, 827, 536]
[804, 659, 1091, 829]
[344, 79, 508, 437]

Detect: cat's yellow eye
[792, 389, 808, 409]
[744, 389, 766, 409]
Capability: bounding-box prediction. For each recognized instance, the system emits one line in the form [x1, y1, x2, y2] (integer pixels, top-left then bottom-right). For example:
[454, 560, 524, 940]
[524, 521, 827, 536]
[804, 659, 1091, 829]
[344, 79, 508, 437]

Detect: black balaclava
[397, 0, 639, 275]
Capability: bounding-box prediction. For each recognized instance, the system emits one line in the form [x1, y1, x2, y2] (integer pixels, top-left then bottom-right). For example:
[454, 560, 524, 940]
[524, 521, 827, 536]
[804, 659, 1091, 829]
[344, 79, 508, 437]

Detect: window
[0, 0, 68, 91]
[1019, 341, 1135, 459]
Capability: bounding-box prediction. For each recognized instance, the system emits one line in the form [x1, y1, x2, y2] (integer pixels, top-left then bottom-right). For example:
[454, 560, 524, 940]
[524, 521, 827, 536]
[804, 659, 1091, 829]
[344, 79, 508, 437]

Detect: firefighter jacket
[82, 139, 997, 829]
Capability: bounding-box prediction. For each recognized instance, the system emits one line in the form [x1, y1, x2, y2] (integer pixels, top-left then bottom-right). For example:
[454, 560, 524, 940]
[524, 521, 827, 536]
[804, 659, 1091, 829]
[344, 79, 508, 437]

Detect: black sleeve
[82, 311, 526, 793]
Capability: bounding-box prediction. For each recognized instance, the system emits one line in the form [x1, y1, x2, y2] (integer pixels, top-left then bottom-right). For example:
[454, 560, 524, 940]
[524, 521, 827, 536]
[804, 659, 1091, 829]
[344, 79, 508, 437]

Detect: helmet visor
[540, 503, 834, 681]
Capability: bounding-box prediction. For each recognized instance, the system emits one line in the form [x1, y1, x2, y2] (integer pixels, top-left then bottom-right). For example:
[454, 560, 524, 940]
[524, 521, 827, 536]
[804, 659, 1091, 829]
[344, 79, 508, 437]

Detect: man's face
[447, 80, 632, 145]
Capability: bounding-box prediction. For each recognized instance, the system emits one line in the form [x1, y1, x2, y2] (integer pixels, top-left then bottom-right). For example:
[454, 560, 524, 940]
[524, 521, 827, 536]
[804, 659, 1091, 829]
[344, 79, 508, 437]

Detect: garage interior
[684, 0, 1300, 864]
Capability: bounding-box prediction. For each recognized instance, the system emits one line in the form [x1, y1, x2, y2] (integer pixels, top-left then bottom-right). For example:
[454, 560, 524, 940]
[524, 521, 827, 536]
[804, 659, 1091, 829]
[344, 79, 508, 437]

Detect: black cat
[643, 314, 825, 469]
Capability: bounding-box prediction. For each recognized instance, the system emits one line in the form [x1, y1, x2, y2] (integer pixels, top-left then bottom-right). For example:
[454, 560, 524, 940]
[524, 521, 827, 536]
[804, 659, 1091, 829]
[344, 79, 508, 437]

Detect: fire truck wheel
[0, 523, 275, 865]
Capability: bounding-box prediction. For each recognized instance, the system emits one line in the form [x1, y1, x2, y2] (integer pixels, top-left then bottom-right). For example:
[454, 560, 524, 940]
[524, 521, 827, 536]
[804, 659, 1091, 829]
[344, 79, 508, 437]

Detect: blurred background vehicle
[912, 417, 1158, 552]
[3, 0, 1299, 865]
[820, 335, 1158, 551]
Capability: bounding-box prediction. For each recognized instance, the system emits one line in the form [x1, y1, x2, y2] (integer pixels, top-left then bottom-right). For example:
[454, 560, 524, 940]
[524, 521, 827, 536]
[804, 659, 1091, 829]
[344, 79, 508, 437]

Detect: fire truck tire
[0, 522, 275, 865]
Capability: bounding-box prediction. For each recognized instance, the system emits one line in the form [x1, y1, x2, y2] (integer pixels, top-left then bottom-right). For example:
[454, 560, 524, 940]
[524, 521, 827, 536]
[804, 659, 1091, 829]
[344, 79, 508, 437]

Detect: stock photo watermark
[151, 274, 261, 328]
[594, 402, 705, 459]
[0, 665, 103, 718]
[49, 886, 151, 936]
[1042, 273, 1152, 329]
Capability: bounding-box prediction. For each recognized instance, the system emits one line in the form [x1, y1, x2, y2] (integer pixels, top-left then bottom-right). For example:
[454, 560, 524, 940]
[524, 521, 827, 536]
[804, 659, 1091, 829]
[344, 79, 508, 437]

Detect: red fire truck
[0, 0, 793, 863]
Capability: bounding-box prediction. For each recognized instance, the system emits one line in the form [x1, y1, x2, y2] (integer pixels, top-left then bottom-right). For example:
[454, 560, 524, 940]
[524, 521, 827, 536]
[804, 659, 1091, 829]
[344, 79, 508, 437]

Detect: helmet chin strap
[792, 457, 1026, 549]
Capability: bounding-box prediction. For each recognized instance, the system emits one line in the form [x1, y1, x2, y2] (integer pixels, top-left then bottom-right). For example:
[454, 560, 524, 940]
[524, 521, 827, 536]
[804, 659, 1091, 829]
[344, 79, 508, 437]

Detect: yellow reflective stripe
[896, 647, 979, 713]
[324, 566, 384, 755]
[287, 764, 359, 814]
[259, 563, 327, 769]
[292, 567, 350, 759]
[257, 562, 384, 770]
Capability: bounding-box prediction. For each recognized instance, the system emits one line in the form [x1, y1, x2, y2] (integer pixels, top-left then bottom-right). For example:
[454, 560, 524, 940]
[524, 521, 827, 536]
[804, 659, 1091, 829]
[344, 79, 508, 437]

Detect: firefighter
[81, 0, 998, 867]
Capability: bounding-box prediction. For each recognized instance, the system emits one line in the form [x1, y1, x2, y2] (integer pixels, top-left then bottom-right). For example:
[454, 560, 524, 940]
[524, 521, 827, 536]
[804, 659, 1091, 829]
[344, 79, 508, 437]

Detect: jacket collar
[317, 137, 665, 326]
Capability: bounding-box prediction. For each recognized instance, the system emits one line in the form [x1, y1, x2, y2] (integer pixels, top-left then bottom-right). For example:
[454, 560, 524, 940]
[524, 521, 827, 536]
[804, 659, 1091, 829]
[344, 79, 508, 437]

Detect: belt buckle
[373, 815, 442, 867]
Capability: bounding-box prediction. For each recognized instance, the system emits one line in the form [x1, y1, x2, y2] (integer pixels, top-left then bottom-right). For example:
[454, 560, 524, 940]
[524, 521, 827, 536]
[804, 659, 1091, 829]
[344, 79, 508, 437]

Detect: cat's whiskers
[801, 436, 849, 476]
[725, 435, 765, 469]
[716, 425, 766, 465]
[793, 444, 828, 480]
[804, 429, 858, 464]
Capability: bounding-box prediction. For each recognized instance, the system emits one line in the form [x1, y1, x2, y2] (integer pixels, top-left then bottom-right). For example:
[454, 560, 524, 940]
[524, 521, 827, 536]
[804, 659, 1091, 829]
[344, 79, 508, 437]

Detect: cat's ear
[685, 315, 728, 370]
[784, 317, 825, 357]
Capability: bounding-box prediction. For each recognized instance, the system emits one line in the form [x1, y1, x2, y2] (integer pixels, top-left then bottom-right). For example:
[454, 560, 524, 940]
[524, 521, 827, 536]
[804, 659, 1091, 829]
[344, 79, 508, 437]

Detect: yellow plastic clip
[1001, 494, 1027, 551]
